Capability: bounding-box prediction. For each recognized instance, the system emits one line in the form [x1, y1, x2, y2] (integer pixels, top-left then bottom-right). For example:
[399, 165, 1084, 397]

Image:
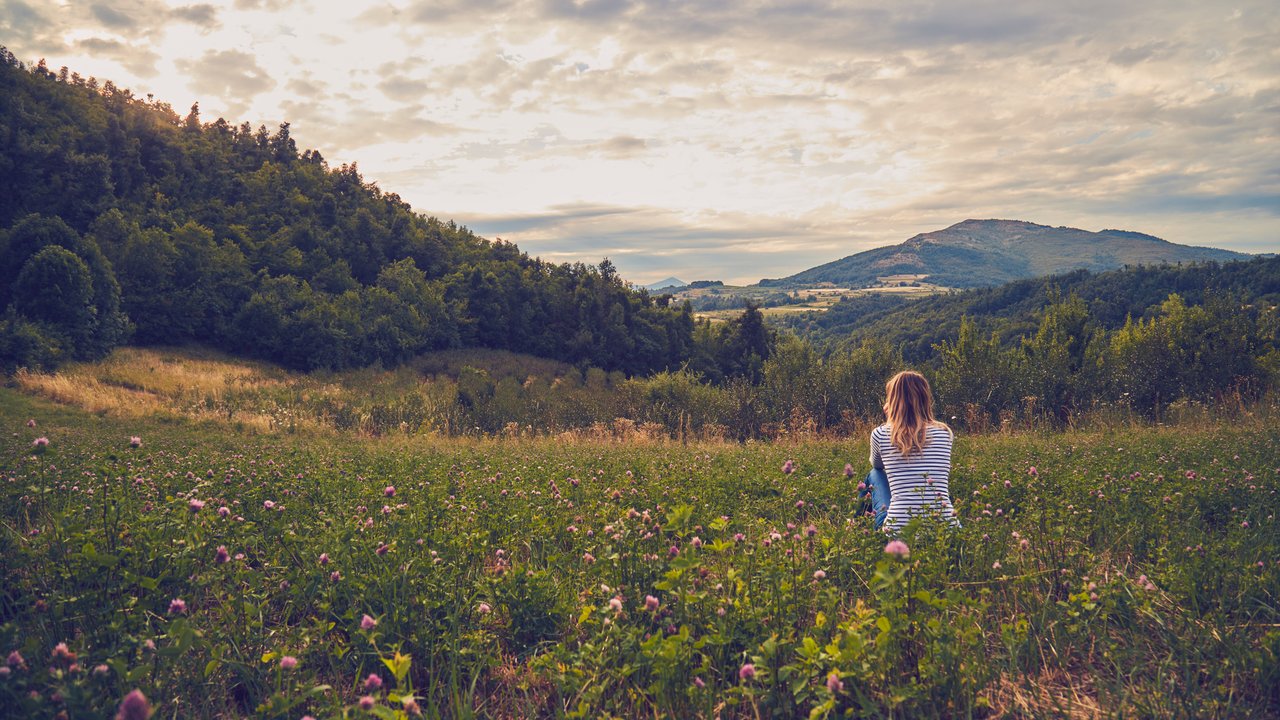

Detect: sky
[3, 0, 1278, 285]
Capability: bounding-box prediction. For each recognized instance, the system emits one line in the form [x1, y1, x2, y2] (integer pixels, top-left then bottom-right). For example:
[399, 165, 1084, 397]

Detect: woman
[863, 371, 959, 530]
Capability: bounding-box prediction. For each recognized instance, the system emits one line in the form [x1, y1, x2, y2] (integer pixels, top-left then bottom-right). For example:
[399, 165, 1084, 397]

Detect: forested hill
[761, 219, 1251, 289]
[776, 255, 1280, 361]
[0, 50, 694, 374]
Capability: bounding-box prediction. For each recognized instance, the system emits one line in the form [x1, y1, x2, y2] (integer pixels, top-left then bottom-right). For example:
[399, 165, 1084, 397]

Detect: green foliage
[0, 50, 692, 376]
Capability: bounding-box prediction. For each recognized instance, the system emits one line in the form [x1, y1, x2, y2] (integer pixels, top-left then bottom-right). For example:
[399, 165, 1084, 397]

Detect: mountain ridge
[760, 219, 1251, 289]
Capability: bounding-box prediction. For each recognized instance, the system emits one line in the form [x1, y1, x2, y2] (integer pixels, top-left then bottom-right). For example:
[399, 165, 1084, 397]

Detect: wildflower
[375, 543, 389, 556]
[477, 602, 491, 614]
[214, 546, 229, 564]
[609, 597, 623, 613]
[359, 696, 375, 711]
[691, 537, 702, 549]
[33, 437, 49, 448]
[330, 570, 341, 582]
[217, 506, 230, 517]
[360, 614, 377, 630]
[262, 500, 275, 510]
[402, 696, 422, 716]
[129, 437, 141, 448]
[188, 498, 205, 513]
[26, 419, 35, 427]
[844, 463, 855, 478]
[733, 532, 745, 543]
[694, 676, 706, 688]
[1241, 520, 1250, 528]
[1028, 466, 1037, 476]
[826, 672, 844, 693]
[1019, 538, 1031, 551]
[319, 553, 330, 565]
[782, 460, 794, 474]
[645, 595, 659, 612]
[884, 540, 910, 559]
[813, 570, 826, 580]
[364, 673, 383, 691]
[280, 656, 298, 670]
[115, 689, 152, 720]
[384, 485, 396, 497]
[168, 598, 186, 615]
[806, 524, 817, 537]
[8, 650, 25, 668]
[739, 663, 756, 681]
[583, 552, 596, 564]
[94, 664, 109, 676]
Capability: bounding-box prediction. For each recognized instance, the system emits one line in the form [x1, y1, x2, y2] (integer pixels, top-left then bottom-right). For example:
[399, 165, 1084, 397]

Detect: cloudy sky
[3, 0, 1277, 284]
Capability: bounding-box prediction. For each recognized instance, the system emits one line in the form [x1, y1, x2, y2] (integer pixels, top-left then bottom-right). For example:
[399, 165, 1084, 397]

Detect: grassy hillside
[1, 389, 1277, 718]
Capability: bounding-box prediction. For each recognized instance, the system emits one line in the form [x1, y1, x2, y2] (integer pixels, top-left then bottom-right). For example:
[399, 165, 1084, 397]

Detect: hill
[775, 254, 1280, 360]
[642, 276, 686, 292]
[0, 50, 694, 375]
[761, 219, 1251, 289]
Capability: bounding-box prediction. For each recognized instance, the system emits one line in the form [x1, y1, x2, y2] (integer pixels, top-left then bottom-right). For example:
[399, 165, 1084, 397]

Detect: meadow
[1, 385, 1278, 719]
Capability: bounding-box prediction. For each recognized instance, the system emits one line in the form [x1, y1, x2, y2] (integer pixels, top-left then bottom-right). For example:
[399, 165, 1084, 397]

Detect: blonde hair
[883, 370, 945, 456]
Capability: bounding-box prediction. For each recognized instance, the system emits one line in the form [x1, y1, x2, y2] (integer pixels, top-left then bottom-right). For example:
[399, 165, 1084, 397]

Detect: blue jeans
[864, 468, 890, 529]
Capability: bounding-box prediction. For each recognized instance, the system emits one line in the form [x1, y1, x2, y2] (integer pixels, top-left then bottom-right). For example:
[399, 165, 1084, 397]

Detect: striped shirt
[870, 423, 959, 529]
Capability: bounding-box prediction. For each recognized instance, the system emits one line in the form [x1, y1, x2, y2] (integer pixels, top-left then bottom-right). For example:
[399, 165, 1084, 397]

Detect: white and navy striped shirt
[870, 423, 958, 529]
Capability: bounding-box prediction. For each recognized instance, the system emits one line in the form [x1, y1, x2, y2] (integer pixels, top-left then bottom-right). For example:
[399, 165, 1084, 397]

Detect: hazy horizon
[3, 0, 1277, 284]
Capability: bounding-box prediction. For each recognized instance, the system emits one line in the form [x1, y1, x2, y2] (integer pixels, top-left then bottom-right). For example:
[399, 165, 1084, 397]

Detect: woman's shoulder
[871, 423, 890, 438]
[926, 422, 954, 440]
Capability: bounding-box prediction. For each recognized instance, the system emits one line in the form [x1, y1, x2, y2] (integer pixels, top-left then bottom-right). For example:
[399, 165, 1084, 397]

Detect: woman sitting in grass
[862, 370, 960, 530]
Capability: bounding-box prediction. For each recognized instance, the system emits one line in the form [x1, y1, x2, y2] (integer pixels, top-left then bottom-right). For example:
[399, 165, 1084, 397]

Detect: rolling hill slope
[774, 254, 1280, 361]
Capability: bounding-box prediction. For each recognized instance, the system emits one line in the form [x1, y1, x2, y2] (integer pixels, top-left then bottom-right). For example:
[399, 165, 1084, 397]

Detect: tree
[12, 245, 96, 355]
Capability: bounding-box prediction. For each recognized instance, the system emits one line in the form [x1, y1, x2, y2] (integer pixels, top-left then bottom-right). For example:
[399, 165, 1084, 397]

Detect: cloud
[234, 0, 298, 9]
[77, 36, 162, 76]
[3, 0, 1275, 284]
[175, 49, 276, 116]
[169, 4, 220, 29]
[0, 0, 64, 54]
[90, 3, 135, 29]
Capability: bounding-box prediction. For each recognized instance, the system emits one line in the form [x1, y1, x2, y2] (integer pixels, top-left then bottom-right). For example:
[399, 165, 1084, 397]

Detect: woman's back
[870, 423, 957, 528]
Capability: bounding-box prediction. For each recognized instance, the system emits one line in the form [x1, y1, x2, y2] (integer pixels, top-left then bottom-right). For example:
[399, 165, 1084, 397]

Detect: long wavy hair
[883, 370, 944, 456]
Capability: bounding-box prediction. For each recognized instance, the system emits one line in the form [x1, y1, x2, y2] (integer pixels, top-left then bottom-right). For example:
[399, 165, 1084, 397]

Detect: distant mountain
[644, 277, 687, 292]
[760, 219, 1252, 289]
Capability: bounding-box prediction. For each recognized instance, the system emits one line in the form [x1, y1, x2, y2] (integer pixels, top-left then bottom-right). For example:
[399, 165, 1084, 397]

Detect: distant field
[2, 387, 1277, 718]
[690, 283, 948, 321]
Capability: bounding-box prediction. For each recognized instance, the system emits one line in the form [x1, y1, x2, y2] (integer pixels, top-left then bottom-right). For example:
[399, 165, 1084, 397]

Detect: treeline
[0, 50, 696, 375]
[314, 289, 1278, 439]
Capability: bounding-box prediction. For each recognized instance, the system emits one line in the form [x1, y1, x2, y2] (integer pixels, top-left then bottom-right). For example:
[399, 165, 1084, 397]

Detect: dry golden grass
[983, 669, 1103, 719]
[12, 348, 318, 434]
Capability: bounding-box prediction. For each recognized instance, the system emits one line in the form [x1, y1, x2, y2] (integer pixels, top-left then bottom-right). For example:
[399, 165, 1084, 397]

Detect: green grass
[1, 388, 1277, 718]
